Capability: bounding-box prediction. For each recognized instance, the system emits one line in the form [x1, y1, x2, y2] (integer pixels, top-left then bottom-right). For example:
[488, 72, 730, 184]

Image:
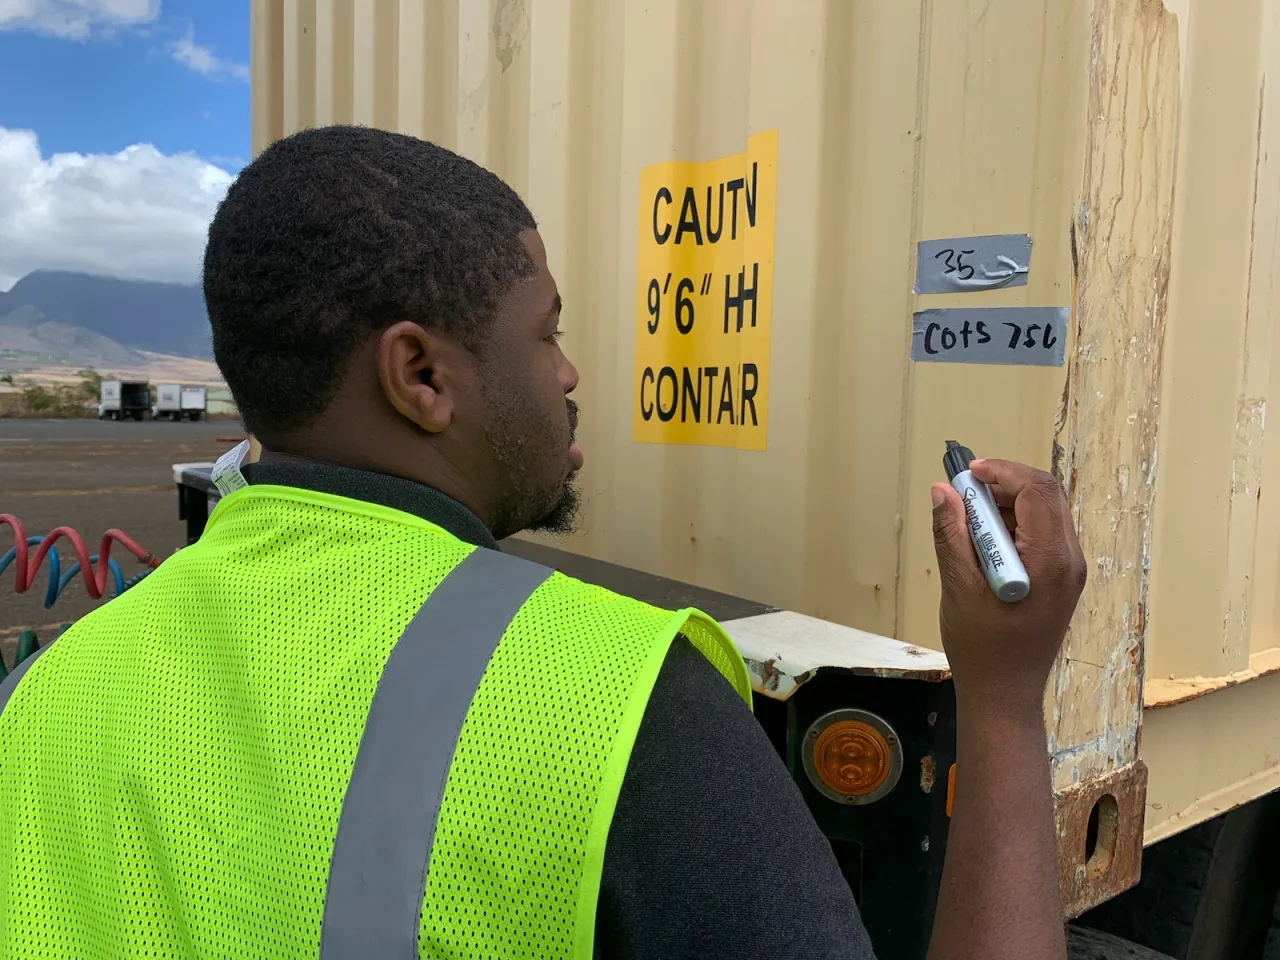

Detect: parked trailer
[180, 387, 207, 421]
[152, 385, 209, 421]
[152, 383, 182, 421]
[97, 380, 148, 421]
[242, 1, 1280, 956]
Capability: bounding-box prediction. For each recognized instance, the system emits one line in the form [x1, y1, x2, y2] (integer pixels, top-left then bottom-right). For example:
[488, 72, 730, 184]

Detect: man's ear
[376, 321, 455, 434]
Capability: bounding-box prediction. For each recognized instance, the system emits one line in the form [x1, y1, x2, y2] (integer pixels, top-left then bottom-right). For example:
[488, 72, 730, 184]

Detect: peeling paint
[1047, 0, 1178, 794]
[1145, 648, 1280, 708]
[920, 755, 936, 794]
[731, 611, 951, 700]
[492, 0, 529, 72]
[1222, 394, 1268, 661]
[759, 658, 781, 693]
[1230, 397, 1266, 497]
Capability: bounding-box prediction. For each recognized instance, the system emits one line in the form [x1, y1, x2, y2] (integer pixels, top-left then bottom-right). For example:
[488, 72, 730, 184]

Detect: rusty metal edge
[1143, 648, 1280, 710]
[745, 658, 952, 701]
[1055, 759, 1149, 919]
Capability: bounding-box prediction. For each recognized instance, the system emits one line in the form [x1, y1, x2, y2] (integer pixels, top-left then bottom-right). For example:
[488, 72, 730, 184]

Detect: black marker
[943, 441, 1030, 603]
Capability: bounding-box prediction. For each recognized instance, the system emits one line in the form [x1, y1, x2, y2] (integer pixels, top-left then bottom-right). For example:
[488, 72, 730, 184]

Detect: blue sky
[0, 1, 249, 169]
[0, 1, 249, 289]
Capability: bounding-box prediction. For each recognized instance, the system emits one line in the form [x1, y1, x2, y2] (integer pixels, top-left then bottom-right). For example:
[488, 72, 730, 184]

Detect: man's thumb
[931, 483, 977, 583]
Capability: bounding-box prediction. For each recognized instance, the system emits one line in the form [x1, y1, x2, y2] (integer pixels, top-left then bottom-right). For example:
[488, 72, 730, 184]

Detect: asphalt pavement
[1, 418, 243, 654]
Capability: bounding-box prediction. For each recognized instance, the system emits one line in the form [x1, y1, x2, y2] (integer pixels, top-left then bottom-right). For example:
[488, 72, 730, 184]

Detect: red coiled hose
[0, 514, 160, 601]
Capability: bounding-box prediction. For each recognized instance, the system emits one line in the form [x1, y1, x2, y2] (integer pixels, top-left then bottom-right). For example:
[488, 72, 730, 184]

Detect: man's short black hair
[203, 124, 538, 438]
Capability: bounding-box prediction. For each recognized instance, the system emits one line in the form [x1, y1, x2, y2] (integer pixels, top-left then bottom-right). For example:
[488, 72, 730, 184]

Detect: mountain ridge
[0, 271, 212, 360]
[0, 306, 148, 370]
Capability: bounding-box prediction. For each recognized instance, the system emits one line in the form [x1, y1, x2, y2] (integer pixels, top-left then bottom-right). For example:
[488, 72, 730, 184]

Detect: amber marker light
[802, 709, 904, 806]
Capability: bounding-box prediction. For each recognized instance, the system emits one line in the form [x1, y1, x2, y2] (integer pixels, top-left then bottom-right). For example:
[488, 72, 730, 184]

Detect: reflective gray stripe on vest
[319, 547, 553, 959]
[0, 643, 48, 719]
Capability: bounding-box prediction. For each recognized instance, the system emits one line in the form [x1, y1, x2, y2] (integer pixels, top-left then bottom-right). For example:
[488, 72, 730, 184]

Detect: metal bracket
[1055, 760, 1148, 917]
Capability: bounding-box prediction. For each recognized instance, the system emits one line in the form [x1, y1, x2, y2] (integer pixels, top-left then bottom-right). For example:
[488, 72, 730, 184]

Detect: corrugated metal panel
[251, 0, 1082, 644]
[1137, 0, 1280, 840]
[1144, 0, 1280, 683]
[250, 0, 1280, 838]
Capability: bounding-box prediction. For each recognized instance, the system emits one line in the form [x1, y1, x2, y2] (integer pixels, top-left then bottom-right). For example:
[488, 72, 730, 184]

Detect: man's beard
[483, 390, 583, 539]
[525, 477, 581, 536]
[526, 398, 581, 536]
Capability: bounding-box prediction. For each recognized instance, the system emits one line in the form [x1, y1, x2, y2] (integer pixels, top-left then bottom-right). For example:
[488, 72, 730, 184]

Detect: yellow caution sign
[632, 130, 777, 451]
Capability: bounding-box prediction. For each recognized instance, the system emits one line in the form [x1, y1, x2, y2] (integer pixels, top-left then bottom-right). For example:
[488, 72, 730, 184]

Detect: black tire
[1081, 790, 1280, 960]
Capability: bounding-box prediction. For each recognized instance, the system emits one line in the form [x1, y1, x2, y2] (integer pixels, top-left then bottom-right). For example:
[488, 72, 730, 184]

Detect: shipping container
[247, 0, 1280, 954]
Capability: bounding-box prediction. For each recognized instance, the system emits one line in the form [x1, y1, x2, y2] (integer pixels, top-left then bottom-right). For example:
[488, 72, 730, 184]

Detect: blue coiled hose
[0, 537, 60, 608]
[1, 537, 128, 610]
[58, 556, 126, 605]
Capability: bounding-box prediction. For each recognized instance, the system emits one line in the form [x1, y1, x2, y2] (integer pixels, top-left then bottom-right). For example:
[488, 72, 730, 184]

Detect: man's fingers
[975, 461, 1086, 593]
[970, 458, 1049, 499]
[984, 482, 1017, 509]
[1000, 505, 1018, 535]
[931, 483, 981, 591]
[973, 459, 1068, 540]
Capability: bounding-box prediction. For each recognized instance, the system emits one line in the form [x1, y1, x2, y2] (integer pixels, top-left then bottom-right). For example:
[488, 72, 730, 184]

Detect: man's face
[476, 228, 583, 539]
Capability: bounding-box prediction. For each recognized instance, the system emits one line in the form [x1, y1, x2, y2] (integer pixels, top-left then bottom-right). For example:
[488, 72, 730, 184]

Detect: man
[0, 126, 1086, 960]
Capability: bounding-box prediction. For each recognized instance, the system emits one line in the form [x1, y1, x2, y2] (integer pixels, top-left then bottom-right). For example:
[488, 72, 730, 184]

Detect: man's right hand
[930, 458, 1087, 711]
[925, 457, 1086, 960]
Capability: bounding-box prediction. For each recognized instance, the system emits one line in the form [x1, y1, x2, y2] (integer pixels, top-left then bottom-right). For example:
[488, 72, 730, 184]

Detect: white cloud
[0, 126, 233, 290]
[0, 4, 249, 83]
[0, 0, 159, 39]
[170, 25, 248, 81]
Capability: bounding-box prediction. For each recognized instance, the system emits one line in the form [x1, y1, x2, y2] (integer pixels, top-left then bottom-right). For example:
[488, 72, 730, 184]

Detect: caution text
[633, 130, 778, 450]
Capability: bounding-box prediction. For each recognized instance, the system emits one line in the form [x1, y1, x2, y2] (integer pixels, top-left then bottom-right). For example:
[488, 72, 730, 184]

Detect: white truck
[152, 384, 207, 421]
[180, 386, 207, 421]
[152, 383, 181, 420]
[97, 380, 149, 421]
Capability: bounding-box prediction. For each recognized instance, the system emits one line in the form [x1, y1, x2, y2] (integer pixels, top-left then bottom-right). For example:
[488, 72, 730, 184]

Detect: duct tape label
[911, 307, 1068, 366]
[914, 234, 1032, 294]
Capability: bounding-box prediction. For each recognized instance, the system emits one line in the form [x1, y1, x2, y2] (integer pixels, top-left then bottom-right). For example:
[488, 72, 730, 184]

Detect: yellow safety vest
[0, 484, 750, 959]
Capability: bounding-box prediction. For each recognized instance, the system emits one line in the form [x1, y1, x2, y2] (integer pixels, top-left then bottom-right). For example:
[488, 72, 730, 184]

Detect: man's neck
[244, 456, 500, 550]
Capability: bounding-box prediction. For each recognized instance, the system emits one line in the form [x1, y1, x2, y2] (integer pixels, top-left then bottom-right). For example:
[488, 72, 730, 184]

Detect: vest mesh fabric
[0, 485, 749, 960]
[418, 577, 745, 959]
[0, 488, 469, 958]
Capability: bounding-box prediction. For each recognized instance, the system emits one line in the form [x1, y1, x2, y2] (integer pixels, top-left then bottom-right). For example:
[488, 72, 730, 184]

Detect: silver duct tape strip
[911, 307, 1068, 366]
[914, 234, 1032, 293]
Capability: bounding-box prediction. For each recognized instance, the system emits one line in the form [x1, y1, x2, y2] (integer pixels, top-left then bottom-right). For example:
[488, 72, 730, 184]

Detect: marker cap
[943, 440, 975, 482]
